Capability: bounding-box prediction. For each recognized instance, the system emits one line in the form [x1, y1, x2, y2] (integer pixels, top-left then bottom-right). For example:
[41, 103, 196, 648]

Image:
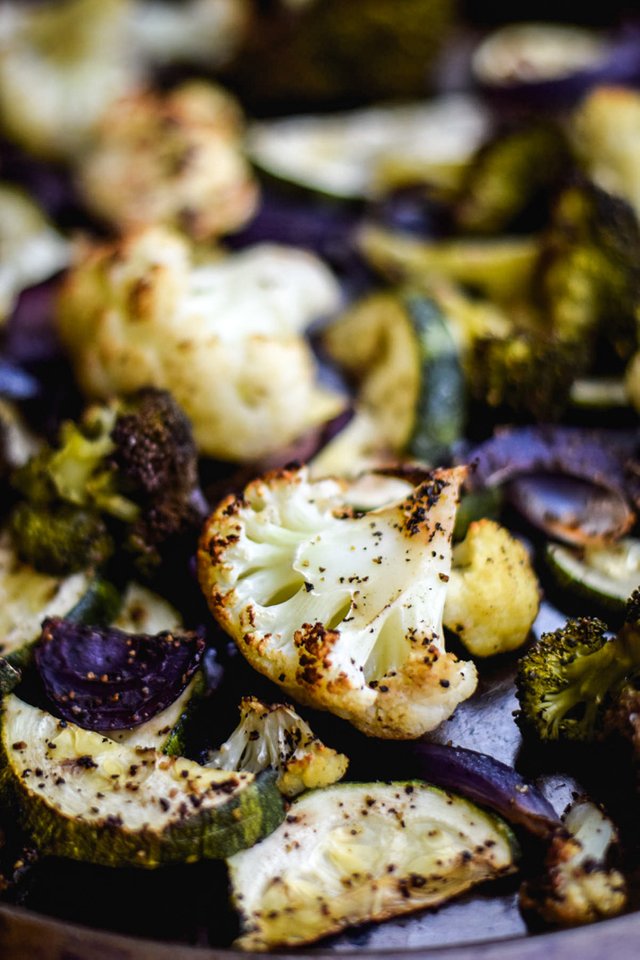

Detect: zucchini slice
[0, 539, 91, 667]
[0, 695, 284, 868]
[107, 672, 206, 755]
[113, 582, 181, 635]
[323, 291, 465, 464]
[228, 781, 517, 950]
[545, 538, 640, 615]
[403, 291, 465, 464]
[359, 225, 538, 305]
[248, 95, 488, 200]
[323, 293, 420, 454]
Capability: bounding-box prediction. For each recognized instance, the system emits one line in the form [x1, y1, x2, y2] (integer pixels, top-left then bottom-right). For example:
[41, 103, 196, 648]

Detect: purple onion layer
[35, 618, 205, 731]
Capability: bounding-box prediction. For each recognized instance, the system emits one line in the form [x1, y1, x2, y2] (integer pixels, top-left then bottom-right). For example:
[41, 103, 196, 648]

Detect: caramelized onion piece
[467, 426, 637, 543]
[351, 740, 559, 838]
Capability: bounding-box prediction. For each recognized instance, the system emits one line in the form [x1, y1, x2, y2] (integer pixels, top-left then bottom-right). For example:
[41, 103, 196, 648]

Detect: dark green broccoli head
[10, 389, 203, 577]
[109, 389, 202, 575]
[9, 502, 114, 576]
[109, 388, 198, 498]
[516, 612, 640, 742]
[11, 404, 133, 520]
[471, 330, 590, 421]
[455, 122, 570, 235]
[539, 181, 640, 358]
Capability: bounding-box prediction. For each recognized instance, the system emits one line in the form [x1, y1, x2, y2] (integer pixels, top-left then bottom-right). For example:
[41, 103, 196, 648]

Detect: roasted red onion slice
[467, 426, 638, 543]
[352, 740, 559, 838]
[473, 24, 640, 111]
[35, 618, 205, 730]
[5, 280, 62, 364]
[509, 475, 634, 545]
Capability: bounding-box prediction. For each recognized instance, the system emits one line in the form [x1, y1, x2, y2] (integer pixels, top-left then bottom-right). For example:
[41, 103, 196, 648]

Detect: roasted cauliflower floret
[57, 228, 343, 461]
[77, 81, 257, 240]
[207, 696, 349, 797]
[0, 0, 138, 160]
[520, 799, 627, 927]
[443, 520, 540, 658]
[198, 465, 478, 739]
[573, 86, 640, 222]
[0, 185, 70, 324]
[131, 0, 249, 70]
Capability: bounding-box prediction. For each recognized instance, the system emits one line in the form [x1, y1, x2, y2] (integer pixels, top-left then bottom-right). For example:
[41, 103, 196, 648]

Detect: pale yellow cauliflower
[198, 464, 478, 739]
[206, 696, 349, 797]
[0, 0, 138, 160]
[573, 86, 640, 221]
[131, 0, 250, 70]
[443, 519, 540, 657]
[77, 81, 258, 240]
[57, 227, 343, 461]
[0, 184, 70, 324]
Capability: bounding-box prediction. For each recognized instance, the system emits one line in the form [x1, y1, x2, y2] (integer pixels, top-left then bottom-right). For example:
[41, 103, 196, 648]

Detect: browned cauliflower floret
[443, 519, 540, 657]
[198, 465, 478, 739]
[77, 81, 258, 240]
[0, 0, 138, 160]
[206, 696, 349, 797]
[520, 799, 627, 927]
[57, 228, 343, 461]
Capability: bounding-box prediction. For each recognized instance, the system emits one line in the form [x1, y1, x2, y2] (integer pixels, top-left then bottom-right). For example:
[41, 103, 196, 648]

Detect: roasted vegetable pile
[1, 1, 640, 953]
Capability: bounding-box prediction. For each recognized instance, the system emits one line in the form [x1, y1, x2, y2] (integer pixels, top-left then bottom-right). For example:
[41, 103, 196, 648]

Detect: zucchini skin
[544, 539, 640, 620]
[3, 772, 283, 869]
[1, 768, 283, 868]
[0, 659, 21, 695]
[161, 671, 207, 757]
[0, 699, 285, 869]
[404, 292, 466, 465]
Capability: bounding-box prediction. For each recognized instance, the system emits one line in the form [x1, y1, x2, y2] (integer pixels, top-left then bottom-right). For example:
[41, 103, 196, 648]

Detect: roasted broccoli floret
[207, 696, 349, 797]
[455, 122, 569, 235]
[516, 592, 640, 741]
[11, 403, 133, 518]
[520, 799, 627, 927]
[226, 0, 454, 111]
[538, 180, 640, 360]
[470, 330, 590, 421]
[9, 502, 113, 576]
[107, 388, 204, 573]
[11, 388, 202, 576]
